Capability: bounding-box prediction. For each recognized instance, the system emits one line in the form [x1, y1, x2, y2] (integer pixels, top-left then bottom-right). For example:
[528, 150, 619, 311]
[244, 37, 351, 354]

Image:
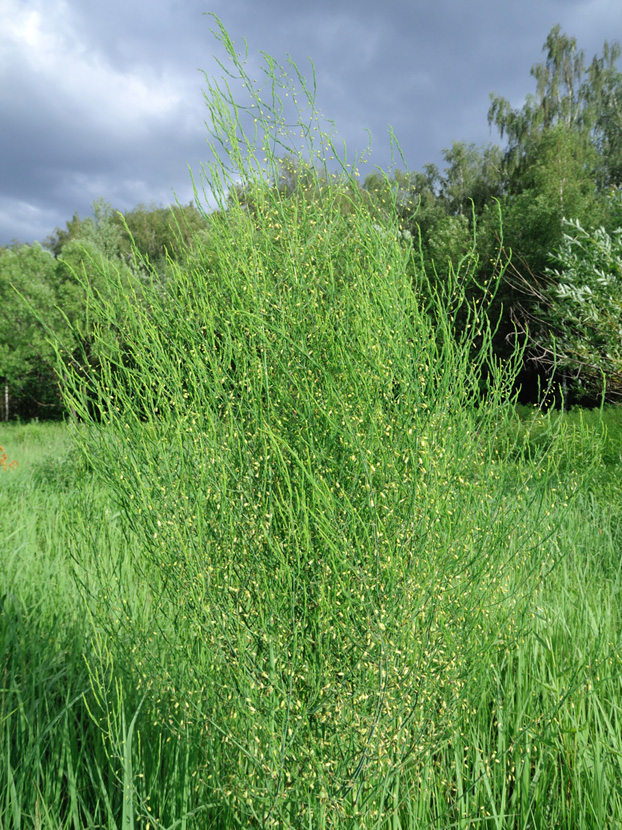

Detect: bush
[59, 19, 589, 828]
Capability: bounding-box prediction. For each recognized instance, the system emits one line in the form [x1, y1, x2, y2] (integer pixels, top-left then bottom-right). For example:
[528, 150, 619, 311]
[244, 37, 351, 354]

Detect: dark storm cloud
[1, 0, 621, 245]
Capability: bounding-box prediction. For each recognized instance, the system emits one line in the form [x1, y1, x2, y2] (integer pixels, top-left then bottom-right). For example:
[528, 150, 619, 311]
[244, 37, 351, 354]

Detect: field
[3, 25, 622, 829]
[1, 409, 621, 829]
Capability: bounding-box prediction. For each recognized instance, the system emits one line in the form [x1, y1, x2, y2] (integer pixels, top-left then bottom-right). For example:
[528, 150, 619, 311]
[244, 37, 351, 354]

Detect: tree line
[0, 199, 207, 419]
[368, 25, 622, 405]
[2, 24, 622, 420]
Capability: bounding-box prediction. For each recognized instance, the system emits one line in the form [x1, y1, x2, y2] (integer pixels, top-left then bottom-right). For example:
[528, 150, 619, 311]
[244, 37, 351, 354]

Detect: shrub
[59, 18, 588, 828]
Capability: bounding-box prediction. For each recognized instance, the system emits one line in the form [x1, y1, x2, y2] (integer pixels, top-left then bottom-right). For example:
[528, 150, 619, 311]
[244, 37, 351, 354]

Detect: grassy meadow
[1, 412, 621, 829]
[2, 21, 622, 829]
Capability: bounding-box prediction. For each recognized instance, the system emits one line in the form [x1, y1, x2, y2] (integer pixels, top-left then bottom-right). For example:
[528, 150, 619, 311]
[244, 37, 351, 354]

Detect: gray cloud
[1, 0, 621, 245]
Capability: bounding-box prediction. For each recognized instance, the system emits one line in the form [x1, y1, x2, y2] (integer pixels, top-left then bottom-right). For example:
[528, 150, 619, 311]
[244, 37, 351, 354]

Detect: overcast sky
[1, 0, 621, 247]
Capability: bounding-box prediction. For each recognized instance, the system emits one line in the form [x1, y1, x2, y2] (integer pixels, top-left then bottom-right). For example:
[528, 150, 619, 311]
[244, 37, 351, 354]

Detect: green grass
[1, 419, 621, 828]
[0, 423, 217, 829]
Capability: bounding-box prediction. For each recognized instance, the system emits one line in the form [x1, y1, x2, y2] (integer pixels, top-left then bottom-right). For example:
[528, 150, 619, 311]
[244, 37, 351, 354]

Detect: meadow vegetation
[2, 20, 622, 829]
[2, 411, 621, 828]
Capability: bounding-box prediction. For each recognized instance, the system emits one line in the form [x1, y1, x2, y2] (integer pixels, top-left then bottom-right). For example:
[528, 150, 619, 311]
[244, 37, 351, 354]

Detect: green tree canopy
[527, 189, 622, 401]
[0, 243, 66, 416]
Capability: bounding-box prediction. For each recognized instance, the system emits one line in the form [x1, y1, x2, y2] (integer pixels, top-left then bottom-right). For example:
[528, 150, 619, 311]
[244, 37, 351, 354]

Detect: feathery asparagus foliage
[56, 19, 600, 828]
